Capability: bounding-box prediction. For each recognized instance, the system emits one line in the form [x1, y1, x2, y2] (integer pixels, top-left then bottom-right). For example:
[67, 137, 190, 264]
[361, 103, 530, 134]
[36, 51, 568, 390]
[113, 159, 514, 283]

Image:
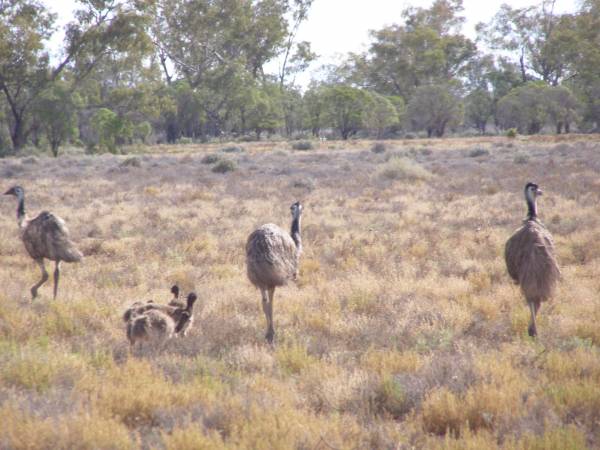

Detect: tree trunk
[10, 115, 27, 151]
[556, 122, 563, 134]
[51, 141, 60, 157]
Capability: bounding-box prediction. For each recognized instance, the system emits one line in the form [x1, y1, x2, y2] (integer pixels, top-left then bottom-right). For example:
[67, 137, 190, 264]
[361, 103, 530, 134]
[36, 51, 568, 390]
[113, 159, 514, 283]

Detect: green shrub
[506, 128, 517, 138]
[201, 154, 221, 164]
[468, 147, 489, 158]
[178, 137, 193, 145]
[212, 159, 236, 173]
[371, 143, 387, 154]
[221, 145, 244, 153]
[292, 141, 314, 151]
[120, 156, 141, 168]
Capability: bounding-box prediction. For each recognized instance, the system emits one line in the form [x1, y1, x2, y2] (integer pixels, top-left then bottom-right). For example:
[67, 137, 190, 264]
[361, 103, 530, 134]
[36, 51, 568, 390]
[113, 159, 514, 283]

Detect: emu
[505, 182, 560, 337]
[123, 291, 198, 337]
[4, 186, 82, 299]
[246, 201, 303, 344]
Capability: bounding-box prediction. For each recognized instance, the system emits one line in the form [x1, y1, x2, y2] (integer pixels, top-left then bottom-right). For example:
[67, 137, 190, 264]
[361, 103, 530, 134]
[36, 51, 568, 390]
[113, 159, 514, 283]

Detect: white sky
[44, 0, 578, 86]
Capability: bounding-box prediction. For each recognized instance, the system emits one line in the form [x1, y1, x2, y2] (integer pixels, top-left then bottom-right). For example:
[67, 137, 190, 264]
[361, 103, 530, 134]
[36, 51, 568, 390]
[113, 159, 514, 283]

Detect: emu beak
[536, 188, 543, 196]
[3, 189, 13, 196]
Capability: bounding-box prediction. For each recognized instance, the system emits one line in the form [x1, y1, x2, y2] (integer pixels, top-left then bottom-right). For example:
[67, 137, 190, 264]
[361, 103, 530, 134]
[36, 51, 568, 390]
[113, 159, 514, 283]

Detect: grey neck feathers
[291, 215, 302, 251]
[526, 191, 537, 219]
[16, 192, 26, 227]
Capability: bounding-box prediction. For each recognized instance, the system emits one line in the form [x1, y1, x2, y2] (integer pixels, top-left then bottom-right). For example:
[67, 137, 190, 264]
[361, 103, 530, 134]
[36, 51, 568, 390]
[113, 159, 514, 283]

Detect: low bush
[212, 159, 236, 173]
[292, 141, 314, 151]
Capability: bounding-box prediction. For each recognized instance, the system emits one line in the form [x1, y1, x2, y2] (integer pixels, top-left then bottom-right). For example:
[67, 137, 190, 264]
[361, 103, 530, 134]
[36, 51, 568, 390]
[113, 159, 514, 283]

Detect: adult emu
[505, 182, 560, 337]
[4, 186, 82, 299]
[246, 201, 303, 344]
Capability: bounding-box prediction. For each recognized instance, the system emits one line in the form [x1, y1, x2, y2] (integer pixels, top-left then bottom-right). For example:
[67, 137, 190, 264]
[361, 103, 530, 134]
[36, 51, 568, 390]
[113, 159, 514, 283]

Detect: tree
[465, 89, 494, 134]
[407, 84, 463, 137]
[303, 83, 327, 137]
[90, 108, 132, 153]
[356, 0, 475, 98]
[0, 0, 152, 152]
[277, 0, 316, 88]
[545, 85, 580, 133]
[245, 84, 284, 139]
[496, 82, 548, 134]
[477, 1, 577, 85]
[323, 86, 371, 140]
[364, 92, 400, 139]
[34, 81, 79, 156]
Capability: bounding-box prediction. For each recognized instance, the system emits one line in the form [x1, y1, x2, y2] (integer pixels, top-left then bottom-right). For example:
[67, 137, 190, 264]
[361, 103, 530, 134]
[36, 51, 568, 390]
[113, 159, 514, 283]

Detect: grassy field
[1, 135, 600, 449]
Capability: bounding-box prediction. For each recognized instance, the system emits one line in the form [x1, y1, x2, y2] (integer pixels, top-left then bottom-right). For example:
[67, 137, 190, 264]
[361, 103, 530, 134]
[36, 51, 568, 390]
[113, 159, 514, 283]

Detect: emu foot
[528, 323, 537, 338]
[265, 329, 275, 345]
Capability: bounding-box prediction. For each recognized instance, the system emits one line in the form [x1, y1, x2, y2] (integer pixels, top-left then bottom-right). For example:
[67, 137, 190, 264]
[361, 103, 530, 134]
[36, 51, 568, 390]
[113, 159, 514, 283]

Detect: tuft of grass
[513, 153, 529, 164]
[0, 406, 135, 450]
[378, 156, 432, 181]
[276, 342, 317, 375]
[211, 159, 237, 173]
[1, 346, 84, 392]
[163, 427, 227, 450]
[422, 387, 464, 436]
[373, 376, 408, 418]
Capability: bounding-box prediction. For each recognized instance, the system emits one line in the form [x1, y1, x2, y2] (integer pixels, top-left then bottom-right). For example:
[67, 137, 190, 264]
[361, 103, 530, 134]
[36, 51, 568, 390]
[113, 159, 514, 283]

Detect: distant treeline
[0, 0, 598, 156]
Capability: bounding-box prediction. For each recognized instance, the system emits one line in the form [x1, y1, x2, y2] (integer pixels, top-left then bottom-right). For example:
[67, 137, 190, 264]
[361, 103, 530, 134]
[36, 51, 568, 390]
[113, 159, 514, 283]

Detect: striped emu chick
[246, 201, 303, 344]
[4, 186, 82, 299]
[505, 182, 560, 337]
[123, 289, 198, 336]
[127, 309, 175, 347]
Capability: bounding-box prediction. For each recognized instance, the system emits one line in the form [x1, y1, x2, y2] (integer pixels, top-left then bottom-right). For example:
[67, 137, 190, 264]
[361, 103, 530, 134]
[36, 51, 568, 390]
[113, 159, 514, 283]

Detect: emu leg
[53, 260, 61, 300]
[527, 301, 539, 337]
[260, 289, 274, 343]
[265, 287, 275, 344]
[31, 259, 49, 299]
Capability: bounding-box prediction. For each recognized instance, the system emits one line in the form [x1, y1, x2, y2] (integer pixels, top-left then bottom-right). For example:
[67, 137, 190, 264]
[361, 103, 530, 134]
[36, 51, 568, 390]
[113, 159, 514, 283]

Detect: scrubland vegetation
[3, 0, 600, 158]
[1, 136, 600, 449]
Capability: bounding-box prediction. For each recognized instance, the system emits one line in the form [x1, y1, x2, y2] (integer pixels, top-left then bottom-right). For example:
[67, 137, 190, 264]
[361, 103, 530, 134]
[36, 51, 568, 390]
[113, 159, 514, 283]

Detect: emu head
[4, 186, 24, 198]
[524, 182, 543, 201]
[290, 201, 303, 219]
[186, 292, 198, 309]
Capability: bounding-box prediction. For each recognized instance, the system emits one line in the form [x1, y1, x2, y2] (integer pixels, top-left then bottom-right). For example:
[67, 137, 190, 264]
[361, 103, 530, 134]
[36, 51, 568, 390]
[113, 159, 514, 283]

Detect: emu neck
[291, 215, 302, 252]
[186, 298, 195, 312]
[526, 193, 537, 220]
[16, 194, 26, 228]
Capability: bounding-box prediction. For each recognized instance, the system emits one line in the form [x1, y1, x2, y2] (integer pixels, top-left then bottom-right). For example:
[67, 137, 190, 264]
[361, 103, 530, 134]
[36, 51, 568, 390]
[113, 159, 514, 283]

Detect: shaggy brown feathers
[246, 224, 299, 289]
[123, 290, 198, 337]
[505, 182, 560, 337]
[246, 202, 303, 344]
[4, 186, 82, 299]
[127, 309, 175, 347]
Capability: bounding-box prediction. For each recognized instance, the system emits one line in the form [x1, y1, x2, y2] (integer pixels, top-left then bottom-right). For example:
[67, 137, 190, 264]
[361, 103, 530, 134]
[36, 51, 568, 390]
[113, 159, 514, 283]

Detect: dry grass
[1, 135, 600, 448]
